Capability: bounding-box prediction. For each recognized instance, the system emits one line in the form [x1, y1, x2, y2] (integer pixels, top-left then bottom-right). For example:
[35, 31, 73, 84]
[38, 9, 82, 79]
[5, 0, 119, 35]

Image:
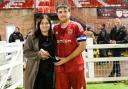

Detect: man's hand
[54, 57, 69, 66]
[110, 40, 116, 44]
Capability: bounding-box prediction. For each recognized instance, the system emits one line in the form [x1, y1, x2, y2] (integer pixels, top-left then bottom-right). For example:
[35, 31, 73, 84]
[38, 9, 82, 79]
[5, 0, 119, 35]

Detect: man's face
[57, 8, 70, 23]
[114, 18, 121, 26]
[15, 27, 20, 32]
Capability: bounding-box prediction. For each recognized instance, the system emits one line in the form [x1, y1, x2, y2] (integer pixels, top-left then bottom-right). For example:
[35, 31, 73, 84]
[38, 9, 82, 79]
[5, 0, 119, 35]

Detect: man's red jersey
[54, 21, 86, 72]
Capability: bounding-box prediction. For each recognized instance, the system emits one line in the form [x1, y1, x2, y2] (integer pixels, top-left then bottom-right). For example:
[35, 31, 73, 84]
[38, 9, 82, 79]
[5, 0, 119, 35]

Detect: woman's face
[40, 18, 50, 35]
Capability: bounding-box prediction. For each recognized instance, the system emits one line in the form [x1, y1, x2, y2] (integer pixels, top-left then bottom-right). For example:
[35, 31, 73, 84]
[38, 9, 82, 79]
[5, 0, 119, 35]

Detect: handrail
[84, 38, 128, 82]
[0, 41, 23, 89]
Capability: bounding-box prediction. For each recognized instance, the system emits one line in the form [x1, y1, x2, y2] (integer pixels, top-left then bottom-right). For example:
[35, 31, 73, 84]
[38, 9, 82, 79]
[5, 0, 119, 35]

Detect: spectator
[85, 26, 97, 44]
[97, 24, 109, 64]
[9, 26, 24, 43]
[109, 18, 128, 77]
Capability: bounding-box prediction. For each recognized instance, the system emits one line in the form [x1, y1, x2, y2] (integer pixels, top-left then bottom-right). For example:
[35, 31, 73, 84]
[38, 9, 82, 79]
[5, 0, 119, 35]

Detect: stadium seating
[38, 6, 55, 13]
[22, 0, 34, 8]
[50, 0, 55, 6]
[104, 0, 126, 6]
[67, 0, 76, 8]
[10, 2, 24, 8]
[78, 0, 103, 7]
[50, 6, 55, 13]
[0, 1, 10, 8]
[38, 0, 55, 13]
[0, 0, 34, 8]
[38, 1, 50, 6]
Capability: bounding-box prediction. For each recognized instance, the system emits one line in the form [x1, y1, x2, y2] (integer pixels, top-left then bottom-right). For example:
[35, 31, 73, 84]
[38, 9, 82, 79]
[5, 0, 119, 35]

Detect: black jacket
[110, 26, 128, 43]
[110, 25, 128, 54]
[9, 32, 24, 43]
[97, 28, 109, 44]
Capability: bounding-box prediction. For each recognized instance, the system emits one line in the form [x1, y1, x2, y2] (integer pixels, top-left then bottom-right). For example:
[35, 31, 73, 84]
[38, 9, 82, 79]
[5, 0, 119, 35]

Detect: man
[97, 24, 109, 64]
[85, 26, 96, 44]
[9, 26, 24, 43]
[109, 18, 128, 77]
[54, 4, 86, 89]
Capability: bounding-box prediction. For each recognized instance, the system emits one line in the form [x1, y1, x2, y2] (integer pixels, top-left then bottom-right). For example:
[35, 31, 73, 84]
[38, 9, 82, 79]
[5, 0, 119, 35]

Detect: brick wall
[0, 8, 128, 40]
[79, 8, 128, 34]
[0, 9, 34, 41]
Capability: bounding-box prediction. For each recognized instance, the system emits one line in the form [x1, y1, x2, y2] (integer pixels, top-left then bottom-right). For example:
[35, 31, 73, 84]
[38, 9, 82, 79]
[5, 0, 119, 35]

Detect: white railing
[0, 38, 127, 86]
[0, 41, 23, 89]
[84, 38, 128, 82]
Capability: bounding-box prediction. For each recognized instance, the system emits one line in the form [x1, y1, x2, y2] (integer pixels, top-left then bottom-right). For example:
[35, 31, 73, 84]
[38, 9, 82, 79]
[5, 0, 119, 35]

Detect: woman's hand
[38, 50, 50, 60]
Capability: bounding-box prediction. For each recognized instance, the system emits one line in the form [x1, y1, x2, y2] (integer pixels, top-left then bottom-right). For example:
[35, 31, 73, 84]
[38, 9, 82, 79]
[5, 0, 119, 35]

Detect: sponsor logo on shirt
[67, 29, 73, 35]
[57, 39, 72, 44]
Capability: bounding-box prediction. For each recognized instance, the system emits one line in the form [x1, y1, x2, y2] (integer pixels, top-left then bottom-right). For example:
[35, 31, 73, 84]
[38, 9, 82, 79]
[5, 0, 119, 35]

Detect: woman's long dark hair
[34, 14, 57, 54]
[34, 14, 53, 38]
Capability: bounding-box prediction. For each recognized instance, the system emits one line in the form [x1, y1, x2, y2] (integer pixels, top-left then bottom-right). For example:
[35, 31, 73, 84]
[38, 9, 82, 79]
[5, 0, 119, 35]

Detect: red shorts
[55, 70, 86, 89]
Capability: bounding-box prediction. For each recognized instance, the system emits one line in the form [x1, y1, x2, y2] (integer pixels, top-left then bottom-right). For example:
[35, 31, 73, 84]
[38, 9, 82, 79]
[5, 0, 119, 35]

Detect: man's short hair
[56, 3, 71, 13]
[15, 27, 20, 30]
[102, 24, 105, 28]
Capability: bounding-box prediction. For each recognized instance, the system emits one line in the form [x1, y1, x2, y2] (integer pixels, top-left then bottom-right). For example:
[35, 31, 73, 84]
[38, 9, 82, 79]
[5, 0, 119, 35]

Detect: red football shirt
[54, 21, 86, 72]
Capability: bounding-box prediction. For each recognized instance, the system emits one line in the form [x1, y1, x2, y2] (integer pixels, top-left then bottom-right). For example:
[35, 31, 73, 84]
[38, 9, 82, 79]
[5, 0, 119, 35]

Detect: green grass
[87, 83, 128, 89]
[15, 83, 128, 89]
[15, 87, 24, 89]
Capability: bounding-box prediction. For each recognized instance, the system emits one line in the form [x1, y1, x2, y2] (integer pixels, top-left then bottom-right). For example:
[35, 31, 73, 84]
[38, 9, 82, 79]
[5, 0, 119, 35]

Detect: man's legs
[109, 50, 121, 77]
[55, 71, 70, 89]
[109, 61, 117, 76]
[55, 70, 86, 89]
[69, 70, 86, 89]
[115, 61, 121, 77]
[113, 50, 121, 77]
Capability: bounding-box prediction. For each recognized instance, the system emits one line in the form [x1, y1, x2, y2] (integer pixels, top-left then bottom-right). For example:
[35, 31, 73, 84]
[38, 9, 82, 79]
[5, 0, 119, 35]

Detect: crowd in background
[84, 18, 128, 77]
[83, 18, 128, 56]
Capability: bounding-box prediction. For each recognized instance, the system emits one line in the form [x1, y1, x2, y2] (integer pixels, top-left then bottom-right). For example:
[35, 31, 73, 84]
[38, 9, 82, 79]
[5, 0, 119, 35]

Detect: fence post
[86, 38, 94, 78]
[11, 40, 23, 88]
[0, 41, 6, 89]
[0, 41, 6, 65]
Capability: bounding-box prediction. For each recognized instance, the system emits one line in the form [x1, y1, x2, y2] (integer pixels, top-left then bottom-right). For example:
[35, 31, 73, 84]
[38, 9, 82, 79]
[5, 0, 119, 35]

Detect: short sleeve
[75, 22, 86, 42]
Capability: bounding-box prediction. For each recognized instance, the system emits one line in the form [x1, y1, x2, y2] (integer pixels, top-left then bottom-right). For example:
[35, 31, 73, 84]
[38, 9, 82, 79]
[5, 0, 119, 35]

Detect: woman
[24, 14, 56, 89]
